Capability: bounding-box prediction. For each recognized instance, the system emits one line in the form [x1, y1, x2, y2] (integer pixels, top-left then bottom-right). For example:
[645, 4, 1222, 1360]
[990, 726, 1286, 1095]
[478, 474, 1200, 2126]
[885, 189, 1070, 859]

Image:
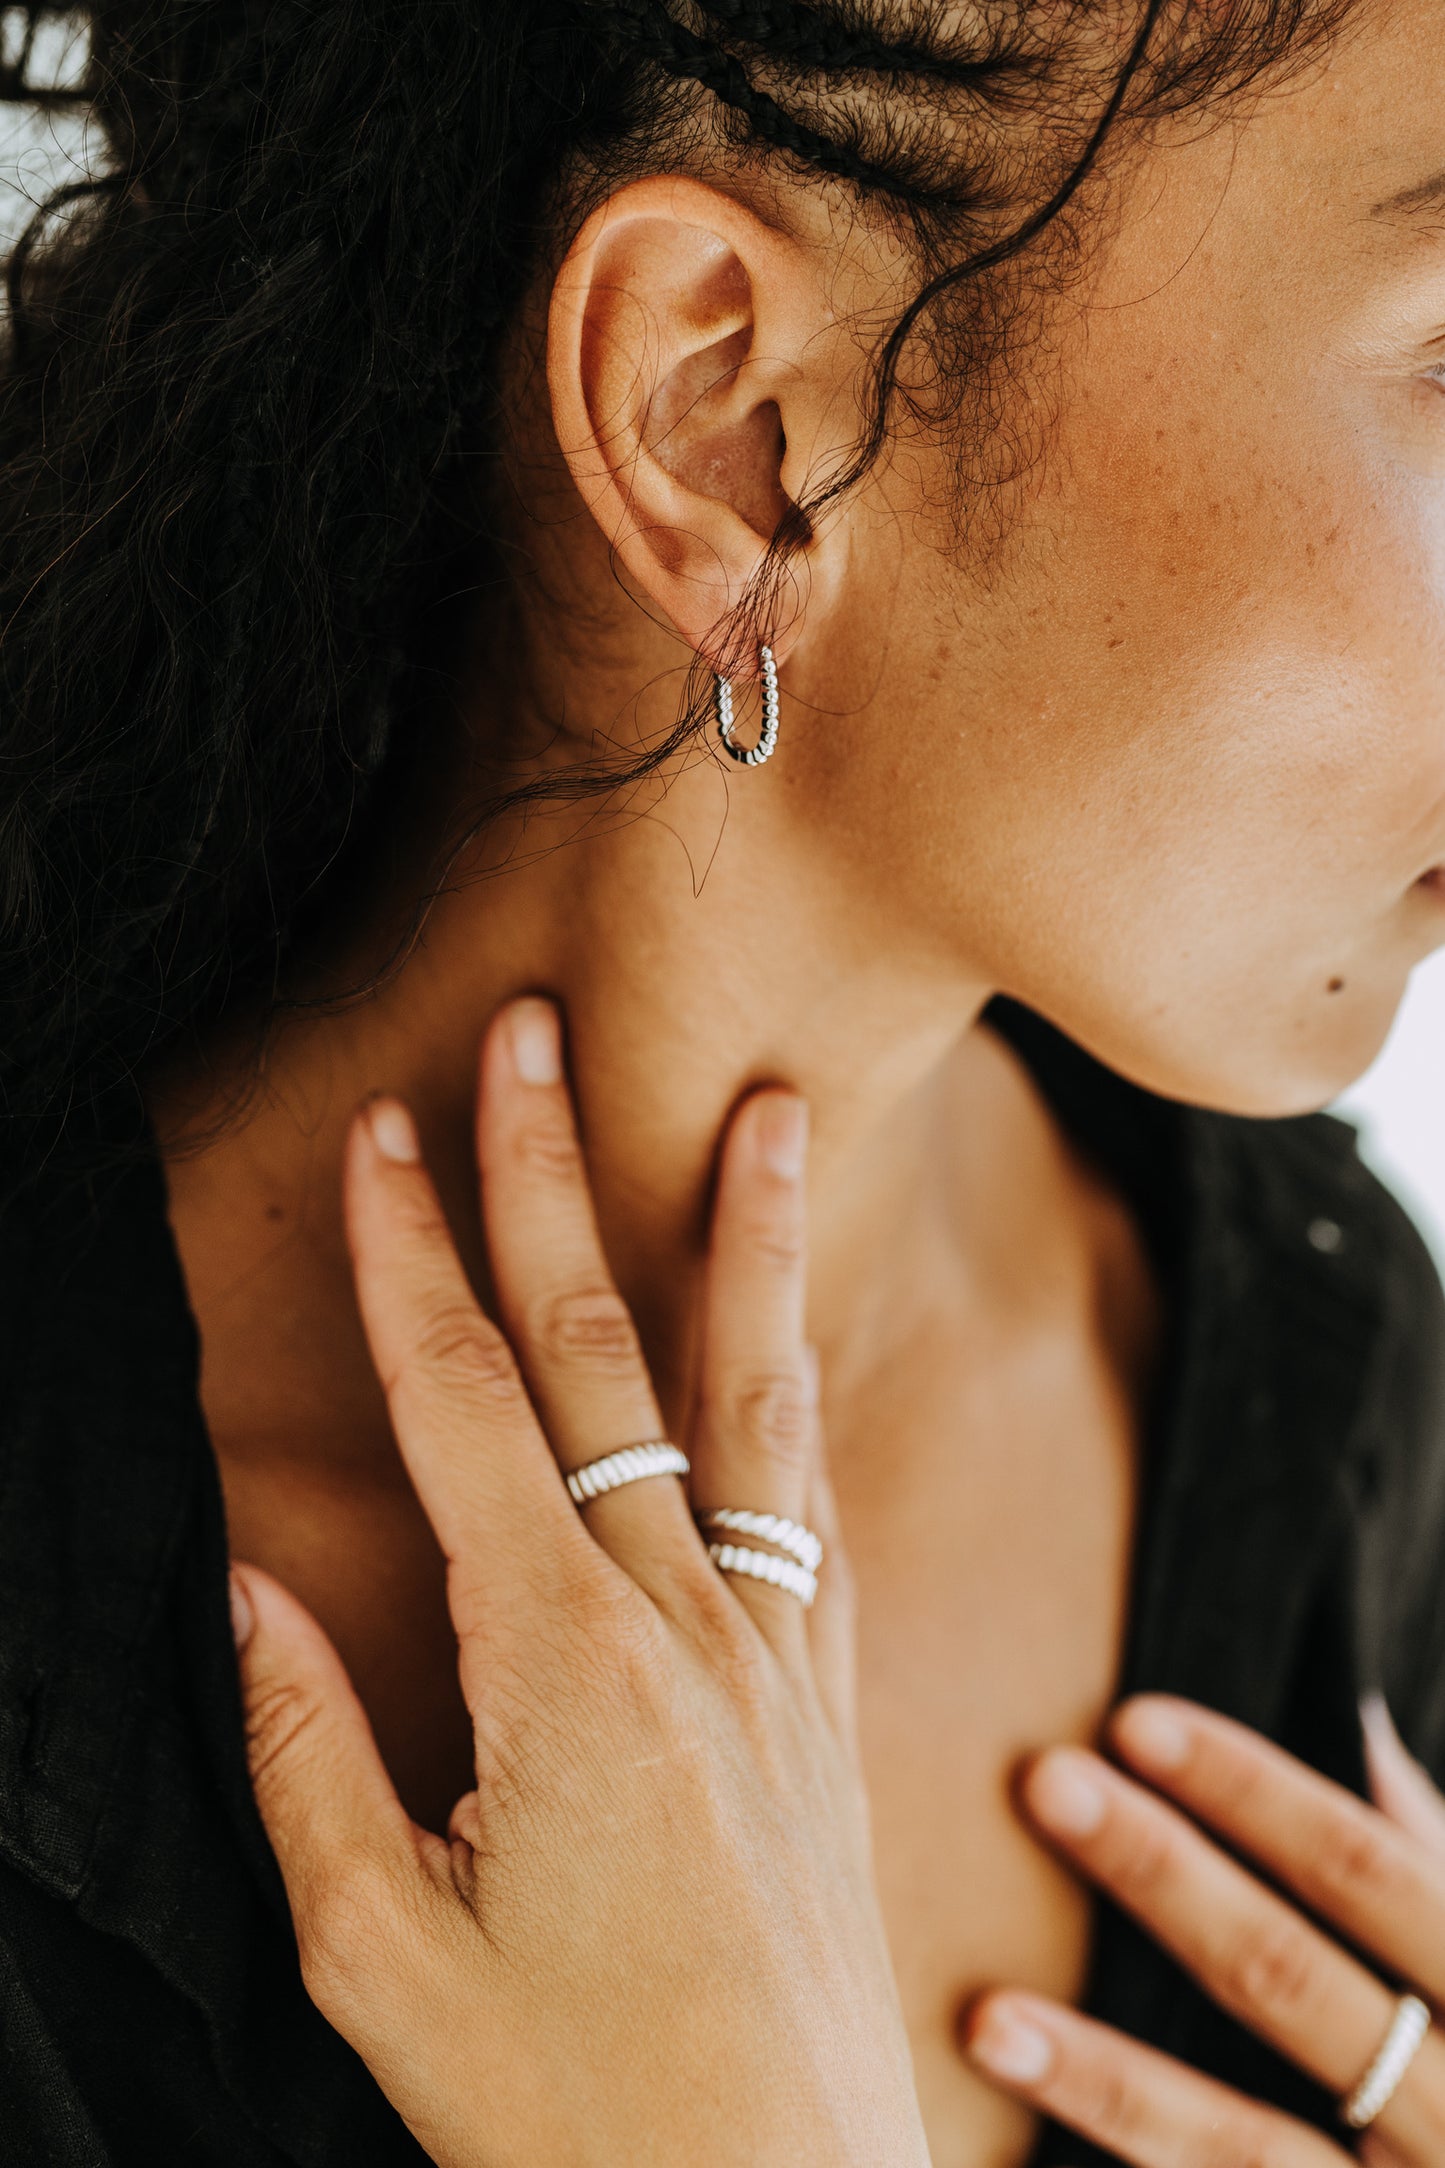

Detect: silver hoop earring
[715, 644, 780, 767]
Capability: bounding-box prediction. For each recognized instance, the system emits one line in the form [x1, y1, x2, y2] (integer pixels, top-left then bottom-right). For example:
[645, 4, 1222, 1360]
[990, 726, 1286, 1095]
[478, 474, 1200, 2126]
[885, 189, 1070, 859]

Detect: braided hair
[0, 0, 1348, 1150]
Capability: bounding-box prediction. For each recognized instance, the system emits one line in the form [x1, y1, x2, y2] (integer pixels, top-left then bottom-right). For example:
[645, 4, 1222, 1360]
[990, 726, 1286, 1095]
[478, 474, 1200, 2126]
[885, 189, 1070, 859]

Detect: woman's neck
[155, 755, 1006, 1466]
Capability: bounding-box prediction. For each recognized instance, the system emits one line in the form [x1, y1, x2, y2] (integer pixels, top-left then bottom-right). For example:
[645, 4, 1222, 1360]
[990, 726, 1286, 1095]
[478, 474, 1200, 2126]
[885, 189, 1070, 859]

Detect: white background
[1337, 955, 1445, 1273]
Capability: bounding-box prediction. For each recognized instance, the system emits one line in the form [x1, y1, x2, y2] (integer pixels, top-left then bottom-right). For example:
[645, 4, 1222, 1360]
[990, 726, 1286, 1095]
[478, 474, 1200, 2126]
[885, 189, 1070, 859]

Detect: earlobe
[547, 177, 835, 671]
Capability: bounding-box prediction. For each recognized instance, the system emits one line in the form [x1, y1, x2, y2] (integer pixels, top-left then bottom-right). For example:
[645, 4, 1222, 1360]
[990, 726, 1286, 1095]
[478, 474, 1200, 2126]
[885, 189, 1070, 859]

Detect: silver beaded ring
[715, 644, 780, 767]
[708, 1541, 818, 1609]
[696, 1508, 823, 1574]
[1340, 1994, 1432, 2129]
[565, 1441, 689, 1506]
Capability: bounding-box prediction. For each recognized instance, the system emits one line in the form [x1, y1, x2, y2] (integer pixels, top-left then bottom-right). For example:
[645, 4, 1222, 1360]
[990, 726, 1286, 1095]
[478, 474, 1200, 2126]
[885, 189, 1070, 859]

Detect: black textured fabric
[2, 1000, 1444, 2167]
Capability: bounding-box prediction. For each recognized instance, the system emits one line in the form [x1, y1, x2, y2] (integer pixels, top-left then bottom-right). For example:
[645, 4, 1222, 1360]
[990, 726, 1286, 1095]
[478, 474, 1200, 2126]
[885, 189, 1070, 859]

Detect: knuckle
[740, 1212, 806, 1272]
[245, 1675, 328, 1793]
[570, 1580, 712, 1727]
[1218, 1746, 1271, 1811]
[1063, 2056, 1151, 2146]
[511, 1112, 584, 1184]
[527, 1282, 641, 1373]
[568, 1553, 659, 1645]
[719, 1367, 815, 1472]
[410, 1305, 519, 1402]
[549, 1551, 675, 1690]
[386, 1176, 453, 1247]
[1107, 1815, 1177, 1904]
[1311, 1808, 1402, 1908]
[294, 1855, 403, 2004]
[1218, 1914, 1319, 2021]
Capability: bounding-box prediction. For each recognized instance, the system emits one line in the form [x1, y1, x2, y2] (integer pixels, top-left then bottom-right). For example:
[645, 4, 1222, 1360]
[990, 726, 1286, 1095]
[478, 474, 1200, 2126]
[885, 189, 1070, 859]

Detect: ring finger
[687, 1087, 819, 1656]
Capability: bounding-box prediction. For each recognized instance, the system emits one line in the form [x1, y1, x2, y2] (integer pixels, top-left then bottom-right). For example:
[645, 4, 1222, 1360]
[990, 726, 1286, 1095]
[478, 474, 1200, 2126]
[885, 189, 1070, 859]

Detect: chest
[831, 1305, 1138, 2167]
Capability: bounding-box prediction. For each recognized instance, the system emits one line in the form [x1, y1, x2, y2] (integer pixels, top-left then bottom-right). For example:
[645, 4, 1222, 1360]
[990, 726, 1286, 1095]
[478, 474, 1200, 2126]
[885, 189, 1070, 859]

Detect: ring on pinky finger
[964, 1993, 1349, 2167]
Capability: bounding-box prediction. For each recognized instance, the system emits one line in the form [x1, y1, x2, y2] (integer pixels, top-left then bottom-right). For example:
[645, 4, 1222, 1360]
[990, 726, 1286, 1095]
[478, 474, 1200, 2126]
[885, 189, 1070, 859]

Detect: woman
[4, 0, 1445, 2160]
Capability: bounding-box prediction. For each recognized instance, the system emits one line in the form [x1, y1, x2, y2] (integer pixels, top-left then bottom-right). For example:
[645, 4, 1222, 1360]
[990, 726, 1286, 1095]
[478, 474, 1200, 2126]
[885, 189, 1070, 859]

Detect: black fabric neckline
[0, 1010, 1405, 2168]
[0, 1009, 1383, 1879]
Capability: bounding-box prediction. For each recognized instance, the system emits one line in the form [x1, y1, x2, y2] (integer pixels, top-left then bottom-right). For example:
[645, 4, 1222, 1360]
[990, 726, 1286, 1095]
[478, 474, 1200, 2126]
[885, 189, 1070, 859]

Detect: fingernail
[229, 1570, 255, 1650]
[1027, 1748, 1107, 1838]
[369, 1098, 420, 1164]
[1361, 1691, 1397, 1748]
[1116, 1697, 1191, 1773]
[509, 998, 562, 1086]
[1361, 1692, 1414, 1768]
[759, 1094, 808, 1179]
[968, 2003, 1055, 2084]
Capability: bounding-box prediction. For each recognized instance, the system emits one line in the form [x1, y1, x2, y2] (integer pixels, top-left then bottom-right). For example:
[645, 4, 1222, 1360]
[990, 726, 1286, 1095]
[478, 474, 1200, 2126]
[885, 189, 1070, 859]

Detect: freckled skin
[746, 0, 1445, 1117]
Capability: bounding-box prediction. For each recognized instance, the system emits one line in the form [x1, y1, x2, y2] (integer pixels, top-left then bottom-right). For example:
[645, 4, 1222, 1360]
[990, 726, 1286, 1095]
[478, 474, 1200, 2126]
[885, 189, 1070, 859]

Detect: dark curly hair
[0, 0, 1348, 1148]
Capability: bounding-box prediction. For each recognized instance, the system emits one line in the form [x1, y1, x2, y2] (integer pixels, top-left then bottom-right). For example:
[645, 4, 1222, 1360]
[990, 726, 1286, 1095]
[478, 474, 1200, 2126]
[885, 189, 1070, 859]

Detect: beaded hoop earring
[714, 644, 779, 767]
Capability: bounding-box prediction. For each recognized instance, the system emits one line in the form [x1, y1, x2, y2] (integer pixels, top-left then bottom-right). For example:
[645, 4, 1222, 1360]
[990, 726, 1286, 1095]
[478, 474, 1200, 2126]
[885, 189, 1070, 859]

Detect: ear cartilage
[715, 644, 780, 767]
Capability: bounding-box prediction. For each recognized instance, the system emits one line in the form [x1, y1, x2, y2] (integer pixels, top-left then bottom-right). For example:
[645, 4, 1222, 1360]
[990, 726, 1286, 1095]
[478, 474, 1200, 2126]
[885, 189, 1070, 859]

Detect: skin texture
[156, 1, 1445, 2161]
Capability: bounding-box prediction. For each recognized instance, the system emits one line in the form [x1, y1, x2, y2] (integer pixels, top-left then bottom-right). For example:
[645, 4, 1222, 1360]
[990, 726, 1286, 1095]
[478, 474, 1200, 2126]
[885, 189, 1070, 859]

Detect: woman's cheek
[995, 618, 1445, 1115]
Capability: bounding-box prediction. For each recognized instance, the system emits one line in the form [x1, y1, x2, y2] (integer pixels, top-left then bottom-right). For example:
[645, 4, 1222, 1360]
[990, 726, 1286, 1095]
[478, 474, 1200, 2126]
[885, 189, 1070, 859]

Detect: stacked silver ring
[696, 1509, 822, 1573]
[697, 1511, 823, 1609]
[563, 1443, 823, 1610]
[706, 1541, 818, 1608]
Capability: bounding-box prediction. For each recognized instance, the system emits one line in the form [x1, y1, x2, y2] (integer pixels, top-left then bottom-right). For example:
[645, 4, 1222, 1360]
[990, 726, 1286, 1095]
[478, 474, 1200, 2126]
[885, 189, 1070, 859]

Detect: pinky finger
[965, 1993, 1349, 2167]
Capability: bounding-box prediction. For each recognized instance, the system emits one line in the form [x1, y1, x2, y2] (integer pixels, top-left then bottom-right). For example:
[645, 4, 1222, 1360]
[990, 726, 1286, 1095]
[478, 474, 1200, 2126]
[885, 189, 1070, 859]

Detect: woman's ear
[547, 177, 846, 670]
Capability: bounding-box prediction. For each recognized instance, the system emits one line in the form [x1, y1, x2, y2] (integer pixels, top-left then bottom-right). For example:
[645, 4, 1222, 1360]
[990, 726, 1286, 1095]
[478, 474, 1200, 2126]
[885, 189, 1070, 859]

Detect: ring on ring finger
[697, 1507, 824, 1609]
[1341, 1995, 1434, 2130]
[696, 1508, 823, 1573]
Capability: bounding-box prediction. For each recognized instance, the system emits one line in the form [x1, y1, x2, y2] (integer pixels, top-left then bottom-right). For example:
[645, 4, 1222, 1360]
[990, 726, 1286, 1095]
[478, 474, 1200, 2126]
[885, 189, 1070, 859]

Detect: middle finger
[1111, 1695, 1445, 2009]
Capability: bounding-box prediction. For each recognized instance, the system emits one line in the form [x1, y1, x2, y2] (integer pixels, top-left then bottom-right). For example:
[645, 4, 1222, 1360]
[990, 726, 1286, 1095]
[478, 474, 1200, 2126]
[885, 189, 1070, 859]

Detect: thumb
[231, 1563, 424, 1984]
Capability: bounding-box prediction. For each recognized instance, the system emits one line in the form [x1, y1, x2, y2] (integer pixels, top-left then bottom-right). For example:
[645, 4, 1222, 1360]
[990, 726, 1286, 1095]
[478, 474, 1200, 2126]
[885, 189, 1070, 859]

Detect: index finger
[345, 1098, 587, 1614]
[1111, 1696, 1445, 2008]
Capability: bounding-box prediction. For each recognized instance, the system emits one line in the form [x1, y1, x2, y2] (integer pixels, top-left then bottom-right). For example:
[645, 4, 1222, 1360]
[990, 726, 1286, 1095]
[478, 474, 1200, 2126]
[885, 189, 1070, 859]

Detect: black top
[3, 1001, 1445, 2168]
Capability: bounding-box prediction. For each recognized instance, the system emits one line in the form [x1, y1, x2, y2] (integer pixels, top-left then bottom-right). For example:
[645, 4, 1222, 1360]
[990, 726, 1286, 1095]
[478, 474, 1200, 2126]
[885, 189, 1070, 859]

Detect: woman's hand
[228, 997, 928, 2168]
[965, 1693, 1445, 2165]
